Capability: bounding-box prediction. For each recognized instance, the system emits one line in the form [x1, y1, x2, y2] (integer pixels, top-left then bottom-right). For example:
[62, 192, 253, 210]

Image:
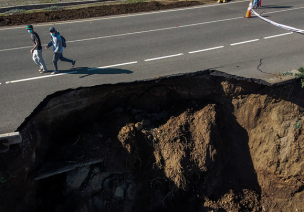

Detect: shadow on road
[259, 5, 293, 9]
[60, 67, 133, 78]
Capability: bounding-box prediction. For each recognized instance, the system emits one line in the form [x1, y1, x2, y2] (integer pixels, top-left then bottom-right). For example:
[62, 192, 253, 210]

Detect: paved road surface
[0, 0, 303, 133]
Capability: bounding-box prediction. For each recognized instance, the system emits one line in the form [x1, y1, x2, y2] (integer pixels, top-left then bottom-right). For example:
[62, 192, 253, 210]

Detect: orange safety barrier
[245, 0, 252, 18]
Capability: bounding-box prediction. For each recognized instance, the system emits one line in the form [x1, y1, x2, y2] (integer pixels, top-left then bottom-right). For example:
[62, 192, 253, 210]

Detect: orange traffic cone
[245, 0, 252, 18]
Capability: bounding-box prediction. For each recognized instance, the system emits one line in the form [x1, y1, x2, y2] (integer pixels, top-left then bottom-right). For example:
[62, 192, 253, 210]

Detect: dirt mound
[0, 1, 209, 26]
[0, 71, 303, 212]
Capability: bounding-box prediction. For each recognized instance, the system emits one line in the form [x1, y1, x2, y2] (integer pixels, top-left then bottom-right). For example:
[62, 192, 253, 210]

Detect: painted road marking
[264, 32, 293, 39]
[189, 46, 224, 54]
[6, 71, 77, 84]
[88, 61, 138, 70]
[0, 46, 32, 52]
[0, 0, 251, 31]
[0, 3, 303, 32]
[0, 29, 296, 84]
[144, 53, 183, 62]
[2, 4, 303, 51]
[230, 39, 259, 46]
[68, 17, 242, 43]
[0, 17, 243, 52]
[1, 2, 303, 31]
[5, 61, 138, 84]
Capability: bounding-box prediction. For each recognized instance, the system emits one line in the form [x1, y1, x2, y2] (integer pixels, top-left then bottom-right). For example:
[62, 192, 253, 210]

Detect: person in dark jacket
[26, 25, 47, 73]
[45, 27, 76, 75]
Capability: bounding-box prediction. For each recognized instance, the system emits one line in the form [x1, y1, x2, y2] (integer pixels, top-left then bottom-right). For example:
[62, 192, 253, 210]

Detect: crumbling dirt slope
[0, 1, 214, 26]
[0, 71, 303, 212]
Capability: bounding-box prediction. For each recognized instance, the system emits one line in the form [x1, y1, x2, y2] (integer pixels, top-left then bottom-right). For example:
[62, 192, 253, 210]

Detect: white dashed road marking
[230, 39, 259, 46]
[189, 46, 224, 54]
[5, 61, 138, 84]
[88, 61, 138, 70]
[6, 71, 77, 84]
[1, 30, 297, 85]
[144, 53, 183, 62]
[264, 32, 293, 39]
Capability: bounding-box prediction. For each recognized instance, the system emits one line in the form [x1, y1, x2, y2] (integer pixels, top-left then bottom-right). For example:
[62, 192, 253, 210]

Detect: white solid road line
[88, 61, 138, 70]
[230, 39, 259, 46]
[144, 53, 183, 62]
[0, 0, 250, 31]
[189, 46, 224, 54]
[6, 71, 77, 84]
[68, 17, 242, 43]
[0, 17, 243, 52]
[0, 2, 303, 32]
[264, 32, 293, 39]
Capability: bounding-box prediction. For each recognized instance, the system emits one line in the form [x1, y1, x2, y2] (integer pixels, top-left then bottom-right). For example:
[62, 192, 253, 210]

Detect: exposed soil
[0, 0, 216, 26]
[0, 71, 303, 212]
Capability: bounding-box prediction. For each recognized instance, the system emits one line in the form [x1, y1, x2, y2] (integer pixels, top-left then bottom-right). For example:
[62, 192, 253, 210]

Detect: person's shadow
[260, 5, 293, 9]
[59, 67, 133, 78]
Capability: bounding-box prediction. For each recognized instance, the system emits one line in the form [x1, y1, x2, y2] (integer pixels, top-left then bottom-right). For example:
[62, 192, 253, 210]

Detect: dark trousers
[53, 53, 73, 71]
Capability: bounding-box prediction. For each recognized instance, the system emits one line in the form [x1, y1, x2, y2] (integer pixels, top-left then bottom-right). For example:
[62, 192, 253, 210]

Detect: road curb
[0, 132, 22, 153]
[0, 0, 115, 13]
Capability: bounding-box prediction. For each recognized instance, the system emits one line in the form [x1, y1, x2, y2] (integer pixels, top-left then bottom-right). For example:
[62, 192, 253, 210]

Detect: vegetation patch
[3, 8, 25, 14]
[43, 5, 62, 11]
[295, 67, 304, 88]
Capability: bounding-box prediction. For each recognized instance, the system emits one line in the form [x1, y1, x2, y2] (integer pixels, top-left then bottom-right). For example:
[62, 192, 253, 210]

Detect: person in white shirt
[45, 27, 76, 75]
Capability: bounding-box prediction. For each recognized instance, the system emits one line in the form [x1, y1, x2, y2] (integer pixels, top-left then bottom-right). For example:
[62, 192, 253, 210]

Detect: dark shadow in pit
[58, 67, 133, 78]
[207, 99, 261, 208]
[33, 74, 263, 212]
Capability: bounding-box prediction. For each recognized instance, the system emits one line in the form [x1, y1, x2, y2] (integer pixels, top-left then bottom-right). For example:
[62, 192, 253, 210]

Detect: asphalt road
[0, 0, 303, 134]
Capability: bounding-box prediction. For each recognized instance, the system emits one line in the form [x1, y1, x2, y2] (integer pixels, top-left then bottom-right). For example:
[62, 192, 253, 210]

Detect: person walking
[253, 0, 259, 9]
[45, 27, 76, 75]
[26, 25, 48, 74]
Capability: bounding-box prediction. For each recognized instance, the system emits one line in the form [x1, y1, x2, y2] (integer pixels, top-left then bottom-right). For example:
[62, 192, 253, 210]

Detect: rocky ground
[0, 0, 216, 26]
[0, 71, 303, 212]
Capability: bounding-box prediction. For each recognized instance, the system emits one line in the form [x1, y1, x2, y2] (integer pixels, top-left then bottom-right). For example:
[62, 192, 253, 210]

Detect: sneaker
[51, 71, 59, 75]
[39, 68, 43, 73]
[72, 60, 76, 68]
[39, 69, 47, 74]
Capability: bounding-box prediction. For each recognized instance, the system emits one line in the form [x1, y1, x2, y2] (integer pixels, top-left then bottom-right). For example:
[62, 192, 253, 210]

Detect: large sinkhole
[0, 70, 304, 212]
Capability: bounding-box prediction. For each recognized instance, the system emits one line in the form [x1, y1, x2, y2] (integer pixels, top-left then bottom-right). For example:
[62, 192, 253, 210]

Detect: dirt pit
[0, 70, 303, 212]
[0, 1, 215, 26]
